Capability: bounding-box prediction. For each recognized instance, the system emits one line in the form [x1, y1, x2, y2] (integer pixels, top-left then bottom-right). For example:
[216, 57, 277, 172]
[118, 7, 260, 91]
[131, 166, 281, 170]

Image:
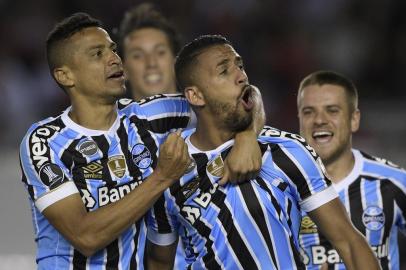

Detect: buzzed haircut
[46, 12, 102, 84]
[117, 3, 181, 56]
[175, 34, 232, 90]
[298, 70, 359, 112]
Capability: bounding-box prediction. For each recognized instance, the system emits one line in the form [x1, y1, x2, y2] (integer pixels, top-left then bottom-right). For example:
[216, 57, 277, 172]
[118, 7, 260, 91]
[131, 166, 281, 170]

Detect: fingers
[219, 167, 230, 186]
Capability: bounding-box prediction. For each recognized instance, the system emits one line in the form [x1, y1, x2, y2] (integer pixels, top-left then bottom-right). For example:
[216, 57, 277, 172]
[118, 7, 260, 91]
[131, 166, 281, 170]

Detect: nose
[145, 53, 158, 68]
[313, 110, 328, 126]
[236, 68, 248, 85]
[109, 50, 122, 66]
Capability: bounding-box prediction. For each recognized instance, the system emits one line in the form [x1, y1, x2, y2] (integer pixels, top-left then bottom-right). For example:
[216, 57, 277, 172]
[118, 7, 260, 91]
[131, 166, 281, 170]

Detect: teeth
[145, 74, 161, 84]
[313, 131, 333, 137]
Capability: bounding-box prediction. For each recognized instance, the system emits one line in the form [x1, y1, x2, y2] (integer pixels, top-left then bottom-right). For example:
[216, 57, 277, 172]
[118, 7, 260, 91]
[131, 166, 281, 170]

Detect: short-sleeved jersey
[147, 127, 337, 270]
[19, 94, 190, 269]
[299, 149, 406, 270]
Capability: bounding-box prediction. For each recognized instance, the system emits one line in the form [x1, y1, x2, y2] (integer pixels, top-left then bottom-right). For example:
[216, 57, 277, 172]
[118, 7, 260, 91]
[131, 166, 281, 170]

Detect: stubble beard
[206, 98, 253, 132]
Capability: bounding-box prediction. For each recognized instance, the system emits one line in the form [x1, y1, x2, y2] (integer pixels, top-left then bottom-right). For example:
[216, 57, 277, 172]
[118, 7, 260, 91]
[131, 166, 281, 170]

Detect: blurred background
[0, 0, 405, 269]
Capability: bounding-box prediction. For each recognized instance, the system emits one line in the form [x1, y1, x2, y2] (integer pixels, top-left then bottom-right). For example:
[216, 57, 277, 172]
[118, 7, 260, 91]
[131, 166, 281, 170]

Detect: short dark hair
[175, 35, 232, 90]
[117, 3, 181, 57]
[298, 70, 358, 112]
[46, 13, 102, 74]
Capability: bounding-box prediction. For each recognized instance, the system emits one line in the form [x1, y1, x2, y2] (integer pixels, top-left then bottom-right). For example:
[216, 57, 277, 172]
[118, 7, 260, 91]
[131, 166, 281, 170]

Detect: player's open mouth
[240, 85, 254, 111]
[107, 70, 125, 80]
[312, 131, 333, 144]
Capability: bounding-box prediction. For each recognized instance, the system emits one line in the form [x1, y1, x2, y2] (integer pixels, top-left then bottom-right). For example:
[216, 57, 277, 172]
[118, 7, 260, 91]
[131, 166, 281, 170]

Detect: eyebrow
[87, 42, 116, 52]
[216, 58, 230, 69]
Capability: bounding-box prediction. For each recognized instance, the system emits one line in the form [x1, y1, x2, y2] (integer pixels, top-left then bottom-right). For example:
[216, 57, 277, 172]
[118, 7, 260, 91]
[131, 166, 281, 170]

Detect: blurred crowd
[1, 0, 406, 155]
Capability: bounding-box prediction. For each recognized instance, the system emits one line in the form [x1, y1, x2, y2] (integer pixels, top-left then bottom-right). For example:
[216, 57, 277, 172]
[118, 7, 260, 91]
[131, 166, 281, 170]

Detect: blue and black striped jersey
[19, 94, 190, 269]
[147, 127, 337, 270]
[299, 149, 406, 270]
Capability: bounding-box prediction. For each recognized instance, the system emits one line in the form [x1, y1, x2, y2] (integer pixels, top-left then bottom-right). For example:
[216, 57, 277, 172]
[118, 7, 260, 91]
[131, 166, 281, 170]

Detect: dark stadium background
[0, 0, 405, 268]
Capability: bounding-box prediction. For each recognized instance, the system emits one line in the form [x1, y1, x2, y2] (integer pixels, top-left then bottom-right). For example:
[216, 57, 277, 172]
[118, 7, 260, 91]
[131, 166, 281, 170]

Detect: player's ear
[53, 66, 75, 88]
[351, 108, 360, 133]
[184, 86, 205, 107]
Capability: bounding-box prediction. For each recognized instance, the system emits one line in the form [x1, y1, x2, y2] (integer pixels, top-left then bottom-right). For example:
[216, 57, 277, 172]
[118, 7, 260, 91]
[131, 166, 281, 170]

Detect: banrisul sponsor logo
[39, 163, 66, 189]
[362, 205, 385, 230]
[98, 179, 142, 207]
[131, 144, 152, 169]
[77, 139, 98, 156]
[30, 125, 60, 169]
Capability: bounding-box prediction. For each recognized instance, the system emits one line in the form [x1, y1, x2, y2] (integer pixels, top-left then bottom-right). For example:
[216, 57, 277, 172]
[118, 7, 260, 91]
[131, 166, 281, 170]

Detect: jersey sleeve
[259, 130, 337, 212]
[118, 94, 193, 134]
[146, 190, 180, 246]
[19, 124, 78, 212]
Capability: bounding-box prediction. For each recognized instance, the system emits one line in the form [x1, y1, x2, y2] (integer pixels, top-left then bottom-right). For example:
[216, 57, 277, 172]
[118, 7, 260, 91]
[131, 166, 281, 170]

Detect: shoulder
[118, 94, 186, 109]
[358, 149, 406, 184]
[259, 126, 318, 160]
[21, 115, 64, 148]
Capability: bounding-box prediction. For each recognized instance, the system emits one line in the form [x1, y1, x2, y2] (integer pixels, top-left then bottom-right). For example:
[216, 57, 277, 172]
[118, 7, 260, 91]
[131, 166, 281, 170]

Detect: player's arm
[23, 132, 190, 257]
[221, 85, 266, 184]
[119, 94, 192, 133]
[308, 198, 380, 270]
[146, 240, 177, 270]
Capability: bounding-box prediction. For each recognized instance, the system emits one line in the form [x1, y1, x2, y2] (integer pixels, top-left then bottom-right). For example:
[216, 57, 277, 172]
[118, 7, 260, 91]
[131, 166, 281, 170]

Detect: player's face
[68, 27, 125, 101]
[123, 28, 176, 99]
[298, 84, 359, 165]
[195, 44, 254, 132]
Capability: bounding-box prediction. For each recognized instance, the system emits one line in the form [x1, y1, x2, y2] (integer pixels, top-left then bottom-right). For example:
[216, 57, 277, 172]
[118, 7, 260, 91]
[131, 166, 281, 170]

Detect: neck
[191, 114, 234, 151]
[69, 94, 117, 131]
[325, 148, 355, 183]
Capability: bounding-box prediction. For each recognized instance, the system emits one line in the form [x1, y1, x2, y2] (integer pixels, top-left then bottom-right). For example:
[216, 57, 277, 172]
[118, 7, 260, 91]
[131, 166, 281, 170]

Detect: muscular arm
[221, 85, 266, 184]
[146, 240, 177, 270]
[309, 198, 380, 270]
[43, 132, 190, 257]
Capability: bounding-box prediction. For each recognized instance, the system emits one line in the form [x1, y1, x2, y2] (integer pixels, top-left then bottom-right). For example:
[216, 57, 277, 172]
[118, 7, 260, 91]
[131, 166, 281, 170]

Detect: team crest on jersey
[39, 163, 66, 189]
[362, 206, 385, 230]
[131, 144, 152, 169]
[207, 155, 224, 177]
[107, 155, 127, 178]
[83, 161, 103, 180]
[300, 216, 318, 234]
[77, 139, 98, 156]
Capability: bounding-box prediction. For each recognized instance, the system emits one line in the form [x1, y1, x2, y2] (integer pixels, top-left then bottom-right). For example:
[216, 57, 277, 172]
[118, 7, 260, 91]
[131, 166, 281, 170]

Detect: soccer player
[117, 3, 180, 100]
[297, 70, 406, 269]
[19, 14, 263, 269]
[145, 35, 379, 270]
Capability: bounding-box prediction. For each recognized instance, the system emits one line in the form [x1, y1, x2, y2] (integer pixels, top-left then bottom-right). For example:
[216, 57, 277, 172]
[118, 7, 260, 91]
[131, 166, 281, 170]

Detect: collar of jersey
[61, 106, 121, 137]
[332, 149, 363, 192]
[185, 132, 235, 156]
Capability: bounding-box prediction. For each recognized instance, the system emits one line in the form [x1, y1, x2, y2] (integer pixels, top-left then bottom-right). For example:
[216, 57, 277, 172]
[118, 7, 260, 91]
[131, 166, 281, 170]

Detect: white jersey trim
[147, 230, 178, 246]
[333, 149, 363, 192]
[185, 133, 235, 155]
[61, 106, 121, 137]
[300, 185, 338, 212]
[35, 181, 79, 212]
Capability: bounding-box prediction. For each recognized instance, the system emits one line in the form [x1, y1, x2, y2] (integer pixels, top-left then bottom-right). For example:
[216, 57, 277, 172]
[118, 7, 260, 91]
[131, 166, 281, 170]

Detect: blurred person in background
[117, 3, 180, 100]
[19, 12, 263, 269]
[145, 35, 379, 270]
[117, 4, 187, 268]
[297, 70, 406, 270]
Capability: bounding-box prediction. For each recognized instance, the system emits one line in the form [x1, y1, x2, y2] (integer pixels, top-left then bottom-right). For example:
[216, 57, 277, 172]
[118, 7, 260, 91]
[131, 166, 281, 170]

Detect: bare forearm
[334, 232, 379, 270]
[76, 172, 169, 254]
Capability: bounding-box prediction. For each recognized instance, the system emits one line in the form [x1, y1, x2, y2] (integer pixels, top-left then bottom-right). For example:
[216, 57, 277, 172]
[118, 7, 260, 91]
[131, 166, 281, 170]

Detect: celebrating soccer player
[19, 14, 264, 269]
[145, 35, 380, 270]
[297, 70, 406, 270]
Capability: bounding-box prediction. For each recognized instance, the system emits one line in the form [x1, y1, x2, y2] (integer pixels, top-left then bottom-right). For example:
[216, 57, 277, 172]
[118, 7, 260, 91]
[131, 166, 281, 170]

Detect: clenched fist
[153, 130, 191, 186]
